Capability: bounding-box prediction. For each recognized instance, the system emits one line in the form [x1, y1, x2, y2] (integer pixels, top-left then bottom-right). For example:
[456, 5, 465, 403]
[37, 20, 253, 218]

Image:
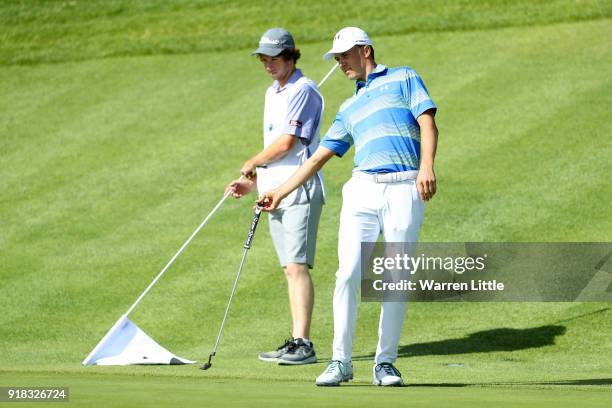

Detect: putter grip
[243, 207, 263, 249]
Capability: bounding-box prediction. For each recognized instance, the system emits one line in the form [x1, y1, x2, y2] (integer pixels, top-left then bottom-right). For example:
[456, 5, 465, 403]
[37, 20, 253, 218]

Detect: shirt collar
[272, 68, 303, 92]
[355, 64, 388, 93]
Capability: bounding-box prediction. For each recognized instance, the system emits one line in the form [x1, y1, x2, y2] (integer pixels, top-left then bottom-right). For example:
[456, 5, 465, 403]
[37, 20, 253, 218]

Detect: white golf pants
[332, 175, 424, 364]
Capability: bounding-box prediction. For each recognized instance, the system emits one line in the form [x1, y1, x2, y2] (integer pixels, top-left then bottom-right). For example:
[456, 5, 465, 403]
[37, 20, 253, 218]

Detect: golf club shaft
[209, 247, 249, 357]
[124, 177, 244, 317]
[317, 62, 339, 88]
[207, 206, 263, 361]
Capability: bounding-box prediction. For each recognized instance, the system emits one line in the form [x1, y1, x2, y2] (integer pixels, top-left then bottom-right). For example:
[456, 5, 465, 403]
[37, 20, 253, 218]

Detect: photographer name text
[372, 279, 505, 291]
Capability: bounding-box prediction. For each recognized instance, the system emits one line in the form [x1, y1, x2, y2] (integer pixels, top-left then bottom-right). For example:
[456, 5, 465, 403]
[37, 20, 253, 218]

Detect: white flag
[82, 315, 195, 366]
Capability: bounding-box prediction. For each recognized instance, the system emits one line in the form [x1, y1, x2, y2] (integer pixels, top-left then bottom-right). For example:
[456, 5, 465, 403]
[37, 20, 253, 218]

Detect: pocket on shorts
[292, 176, 319, 205]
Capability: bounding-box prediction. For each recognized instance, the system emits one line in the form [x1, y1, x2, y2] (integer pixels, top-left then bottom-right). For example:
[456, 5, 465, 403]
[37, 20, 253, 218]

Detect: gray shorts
[268, 176, 323, 268]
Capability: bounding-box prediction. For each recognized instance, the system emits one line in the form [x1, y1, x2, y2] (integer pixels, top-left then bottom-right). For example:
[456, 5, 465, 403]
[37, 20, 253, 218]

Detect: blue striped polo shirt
[320, 64, 436, 173]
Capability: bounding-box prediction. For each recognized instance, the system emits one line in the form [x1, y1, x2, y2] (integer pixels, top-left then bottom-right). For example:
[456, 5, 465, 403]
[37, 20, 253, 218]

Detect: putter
[201, 205, 264, 370]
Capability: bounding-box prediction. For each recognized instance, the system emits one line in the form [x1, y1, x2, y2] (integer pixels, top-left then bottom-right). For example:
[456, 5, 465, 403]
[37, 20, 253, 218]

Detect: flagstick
[318, 62, 339, 88]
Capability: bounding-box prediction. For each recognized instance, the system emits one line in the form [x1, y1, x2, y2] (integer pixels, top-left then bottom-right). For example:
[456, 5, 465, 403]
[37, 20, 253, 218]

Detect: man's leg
[257, 209, 297, 362]
[276, 178, 323, 365]
[332, 177, 381, 363]
[316, 177, 381, 385]
[375, 180, 424, 364]
[282, 178, 323, 340]
[267, 199, 318, 341]
[285, 262, 314, 339]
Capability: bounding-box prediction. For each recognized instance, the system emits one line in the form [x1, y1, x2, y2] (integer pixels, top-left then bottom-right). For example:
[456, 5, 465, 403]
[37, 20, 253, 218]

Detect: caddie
[258, 27, 438, 386]
[227, 28, 325, 365]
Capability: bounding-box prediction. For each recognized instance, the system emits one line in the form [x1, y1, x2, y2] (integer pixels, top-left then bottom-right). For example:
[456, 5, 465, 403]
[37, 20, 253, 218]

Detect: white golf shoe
[372, 362, 403, 386]
[315, 360, 353, 386]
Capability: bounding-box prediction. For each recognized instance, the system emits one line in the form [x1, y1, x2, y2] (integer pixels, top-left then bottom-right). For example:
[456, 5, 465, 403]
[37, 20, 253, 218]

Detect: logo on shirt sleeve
[289, 119, 303, 128]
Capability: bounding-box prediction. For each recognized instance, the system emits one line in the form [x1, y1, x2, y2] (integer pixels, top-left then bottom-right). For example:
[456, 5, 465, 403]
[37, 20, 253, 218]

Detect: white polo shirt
[256, 69, 325, 208]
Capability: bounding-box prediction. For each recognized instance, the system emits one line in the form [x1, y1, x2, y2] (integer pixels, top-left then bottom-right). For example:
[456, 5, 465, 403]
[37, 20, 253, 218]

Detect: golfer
[227, 28, 324, 365]
[259, 27, 438, 386]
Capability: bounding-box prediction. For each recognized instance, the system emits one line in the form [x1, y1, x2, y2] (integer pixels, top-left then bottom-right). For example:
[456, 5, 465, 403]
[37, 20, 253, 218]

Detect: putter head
[200, 353, 214, 370]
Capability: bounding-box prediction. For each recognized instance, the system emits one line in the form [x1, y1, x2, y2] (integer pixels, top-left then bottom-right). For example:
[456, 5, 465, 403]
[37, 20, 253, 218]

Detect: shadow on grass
[552, 307, 610, 324]
[330, 378, 612, 388]
[534, 378, 612, 386]
[396, 308, 610, 358]
[353, 324, 567, 360]
[408, 378, 612, 387]
[399, 325, 566, 357]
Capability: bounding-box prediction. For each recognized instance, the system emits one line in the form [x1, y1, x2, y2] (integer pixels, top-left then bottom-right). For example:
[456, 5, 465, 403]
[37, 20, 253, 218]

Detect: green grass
[1, 0, 611, 65]
[2, 372, 611, 408]
[1, 1, 611, 406]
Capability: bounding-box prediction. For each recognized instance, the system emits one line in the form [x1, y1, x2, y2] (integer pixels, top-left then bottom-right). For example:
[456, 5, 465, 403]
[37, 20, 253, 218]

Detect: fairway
[1, 1, 611, 406]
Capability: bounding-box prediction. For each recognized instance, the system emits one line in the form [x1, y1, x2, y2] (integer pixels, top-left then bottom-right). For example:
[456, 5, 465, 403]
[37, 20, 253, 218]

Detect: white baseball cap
[323, 27, 373, 60]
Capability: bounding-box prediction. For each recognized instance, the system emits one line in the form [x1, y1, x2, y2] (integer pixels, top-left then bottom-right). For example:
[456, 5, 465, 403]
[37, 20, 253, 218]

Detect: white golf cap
[323, 27, 373, 60]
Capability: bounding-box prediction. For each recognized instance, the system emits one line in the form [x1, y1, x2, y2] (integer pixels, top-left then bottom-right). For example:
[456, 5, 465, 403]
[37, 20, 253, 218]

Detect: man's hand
[258, 189, 283, 211]
[416, 166, 436, 202]
[240, 160, 257, 179]
[416, 110, 438, 202]
[226, 177, 256, 199]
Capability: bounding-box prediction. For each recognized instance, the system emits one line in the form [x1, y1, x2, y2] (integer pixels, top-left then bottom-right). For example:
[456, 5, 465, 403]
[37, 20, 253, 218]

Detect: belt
[352, 170, 418, 183]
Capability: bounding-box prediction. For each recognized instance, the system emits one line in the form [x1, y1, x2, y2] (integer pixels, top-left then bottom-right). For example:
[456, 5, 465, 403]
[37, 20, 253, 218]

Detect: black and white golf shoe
[277, 338, 317, 365]
[258, 338, 294, 362]
[372, 362, 403, 386]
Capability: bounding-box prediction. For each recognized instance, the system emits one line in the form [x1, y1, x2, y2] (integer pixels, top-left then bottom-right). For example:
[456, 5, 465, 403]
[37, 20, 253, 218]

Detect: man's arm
[259, 146, 335, 211]
[240, 134, 297, 177]
[416, 110, 438, 202]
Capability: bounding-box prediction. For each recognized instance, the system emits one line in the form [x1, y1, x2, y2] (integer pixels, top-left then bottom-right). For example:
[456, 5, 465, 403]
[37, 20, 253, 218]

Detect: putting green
[1, 372, 610, 408]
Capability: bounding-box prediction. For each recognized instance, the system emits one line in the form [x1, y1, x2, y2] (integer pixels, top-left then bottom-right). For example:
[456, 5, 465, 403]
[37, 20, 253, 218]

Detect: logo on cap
[260, 36, 281, 46]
